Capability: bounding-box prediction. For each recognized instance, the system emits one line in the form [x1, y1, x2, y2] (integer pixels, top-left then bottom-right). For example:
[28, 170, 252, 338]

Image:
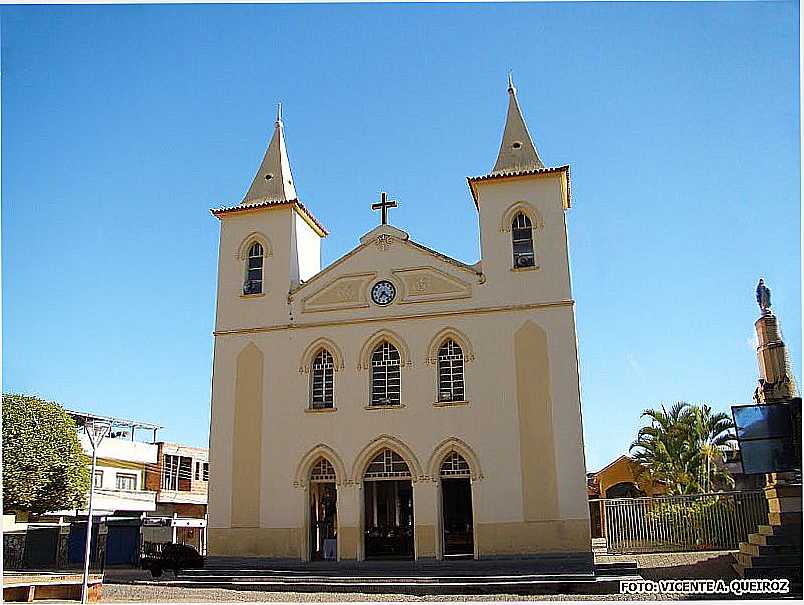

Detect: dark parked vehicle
[140, 542, 205, 577]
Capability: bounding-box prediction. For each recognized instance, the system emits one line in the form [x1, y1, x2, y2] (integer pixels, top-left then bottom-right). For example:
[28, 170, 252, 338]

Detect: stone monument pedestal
[734, 483, 802, 592]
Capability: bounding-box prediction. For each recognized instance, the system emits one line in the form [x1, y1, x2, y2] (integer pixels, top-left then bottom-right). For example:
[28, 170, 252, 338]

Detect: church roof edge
[466, 164, 571, 208]
[210, 198, 328, 236]
[289, 233, 482, 299]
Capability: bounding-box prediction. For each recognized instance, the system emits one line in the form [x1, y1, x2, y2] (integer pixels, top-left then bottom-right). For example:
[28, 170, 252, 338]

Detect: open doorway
[309, 458, 337, 560]
[363, 449, 414, 559]
[440, 452, 474, 557]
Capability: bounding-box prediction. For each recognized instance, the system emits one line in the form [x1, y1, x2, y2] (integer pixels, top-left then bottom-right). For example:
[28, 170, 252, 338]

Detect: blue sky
[2, 2, 800, 471]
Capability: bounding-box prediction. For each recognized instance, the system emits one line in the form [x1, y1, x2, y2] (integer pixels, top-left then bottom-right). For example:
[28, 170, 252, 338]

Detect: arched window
[511, 212, 535, 268]
[310, 457, 336, 482]
[364, 449, 411, 479]
[440, 452, 471, 478]
[310, 349, 334, 409]
[438, 339, 465, 402]
[371, 342, 401, 406]
[244, 242, 264, 294]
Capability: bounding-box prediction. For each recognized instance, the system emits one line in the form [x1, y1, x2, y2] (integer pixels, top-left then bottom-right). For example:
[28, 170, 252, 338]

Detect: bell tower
[468, 76, 573, 305]
[211, 105, 326, 332]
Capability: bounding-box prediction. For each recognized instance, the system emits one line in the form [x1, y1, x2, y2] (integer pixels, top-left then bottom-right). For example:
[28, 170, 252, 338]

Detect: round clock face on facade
[371, 280, 396, 306]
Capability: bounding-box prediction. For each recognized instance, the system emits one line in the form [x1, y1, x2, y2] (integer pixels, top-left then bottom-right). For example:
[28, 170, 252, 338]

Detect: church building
[207, 78, 592, 563]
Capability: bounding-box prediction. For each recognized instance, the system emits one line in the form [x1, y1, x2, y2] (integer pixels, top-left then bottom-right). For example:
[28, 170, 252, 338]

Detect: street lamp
[81, 420, 110, 604]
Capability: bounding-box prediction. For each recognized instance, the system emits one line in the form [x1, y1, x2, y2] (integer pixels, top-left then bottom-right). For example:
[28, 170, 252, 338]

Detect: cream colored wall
[214, 206, 322, 333]
[293, 211, 321, 283]
[208, 171, 590, 557]
[475, 173, 573, 305]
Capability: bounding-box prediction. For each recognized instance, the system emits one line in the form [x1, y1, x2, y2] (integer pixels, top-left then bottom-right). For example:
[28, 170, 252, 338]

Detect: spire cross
[371, 191, 398, 225]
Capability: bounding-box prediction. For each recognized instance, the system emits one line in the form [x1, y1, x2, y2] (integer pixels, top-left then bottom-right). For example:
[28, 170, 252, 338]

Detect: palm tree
[689, 404, 736, 492]
[630, 402, 736, 495]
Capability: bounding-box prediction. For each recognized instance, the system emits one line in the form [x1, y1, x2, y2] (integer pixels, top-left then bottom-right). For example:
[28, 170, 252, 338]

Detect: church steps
[131, 573, 642, 596]
[128, 561, 642, 595]
[740, 540, 800, 557]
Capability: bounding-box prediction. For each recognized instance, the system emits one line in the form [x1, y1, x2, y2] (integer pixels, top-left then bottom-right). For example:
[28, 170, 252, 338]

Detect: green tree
[2, 394, 90, 514]
[630, 401, 736, 495]
[690, 404, 736, 493]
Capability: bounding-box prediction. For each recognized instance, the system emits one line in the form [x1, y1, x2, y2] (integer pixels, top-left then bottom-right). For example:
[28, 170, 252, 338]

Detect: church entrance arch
[309, 458, 338, 560]
[362, 449, 414, 560]
[439, 452, 475, 557]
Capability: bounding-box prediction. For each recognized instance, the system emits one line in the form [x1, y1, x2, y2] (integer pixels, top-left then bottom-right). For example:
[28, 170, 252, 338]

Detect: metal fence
[599, 491, 769, 554]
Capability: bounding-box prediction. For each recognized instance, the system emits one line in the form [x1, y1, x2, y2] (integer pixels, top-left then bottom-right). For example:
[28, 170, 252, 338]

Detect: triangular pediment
[292, 231, 480, 313]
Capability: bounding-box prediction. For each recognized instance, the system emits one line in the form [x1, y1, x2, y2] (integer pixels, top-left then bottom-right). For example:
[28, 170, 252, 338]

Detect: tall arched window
[371, 342, 401, 406]
[511, 212, 535, 268]
[310, 349, 335, 409]
[244, 242, 264, 294]
[438, 339, 465, 402]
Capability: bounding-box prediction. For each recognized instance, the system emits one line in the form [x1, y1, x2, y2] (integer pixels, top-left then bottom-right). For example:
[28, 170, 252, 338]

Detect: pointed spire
[492, 74, 544, 175]
[241, 102, 298, 204]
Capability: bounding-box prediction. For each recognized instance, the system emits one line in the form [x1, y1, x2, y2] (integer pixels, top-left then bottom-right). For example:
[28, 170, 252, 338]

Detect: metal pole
[81, 446, 98, 604]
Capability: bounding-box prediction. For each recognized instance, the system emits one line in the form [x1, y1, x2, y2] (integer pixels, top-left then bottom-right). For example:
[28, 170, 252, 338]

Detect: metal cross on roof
[371, 191, 398, 225]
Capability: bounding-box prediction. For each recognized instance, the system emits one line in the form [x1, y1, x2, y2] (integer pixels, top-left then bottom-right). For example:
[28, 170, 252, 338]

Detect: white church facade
[207, 79, 591, 563]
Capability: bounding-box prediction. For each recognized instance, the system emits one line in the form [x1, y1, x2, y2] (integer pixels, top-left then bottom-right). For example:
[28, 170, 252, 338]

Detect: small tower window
[244, 242, 264, 294]
[310, 349, 335, 409]
[438, 339, 465, 402]
[511, 212, 535, 268]
[370, 342, 401, 406]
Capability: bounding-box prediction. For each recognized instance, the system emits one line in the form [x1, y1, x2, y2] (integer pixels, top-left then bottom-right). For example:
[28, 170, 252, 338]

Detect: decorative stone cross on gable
[371, 191, 398, 225]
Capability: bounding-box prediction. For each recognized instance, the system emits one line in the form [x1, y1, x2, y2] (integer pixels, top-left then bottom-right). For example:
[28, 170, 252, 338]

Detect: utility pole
[82, 420, 109, 604]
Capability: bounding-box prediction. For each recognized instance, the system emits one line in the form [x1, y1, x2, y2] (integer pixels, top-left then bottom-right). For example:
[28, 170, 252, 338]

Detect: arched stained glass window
[511, 213, 535, 268]
[310, 349, 335, 409]
[371, 342, 401, 406]
[438, 339, 465, 402]
[244, 242, 264, 294]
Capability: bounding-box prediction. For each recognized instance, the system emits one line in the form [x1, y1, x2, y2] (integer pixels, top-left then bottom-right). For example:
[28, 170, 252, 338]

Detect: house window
[203, 462, 209, 481]
[195, 461, 200, 481]
[115, 473, 137, 491]
[93, 470, 103, 488]
[163, 454, 193, 491]
[310, 349, 335, 409]
[370, 342, 401, 406]
[243, 242, 264, 295]
[437, 339, 465, 402]
[512, 212, 535, 268]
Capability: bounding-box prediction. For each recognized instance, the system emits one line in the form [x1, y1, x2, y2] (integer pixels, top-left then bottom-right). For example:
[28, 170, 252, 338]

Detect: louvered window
[371, 342, 401, 406]
[438, 339, 465, 402]
[244, 242, 264, 294]
[512, 213, 535, 268]
[440, 452, 471, 478]
[310, 458, 336, 483]
[310, 349, 334, 409]
[364, 449, 411, 480]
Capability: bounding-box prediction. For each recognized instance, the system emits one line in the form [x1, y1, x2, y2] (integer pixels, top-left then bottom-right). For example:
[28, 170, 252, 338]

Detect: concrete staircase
[132, 559, 642, 596]
[732, 483, 802, 596]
